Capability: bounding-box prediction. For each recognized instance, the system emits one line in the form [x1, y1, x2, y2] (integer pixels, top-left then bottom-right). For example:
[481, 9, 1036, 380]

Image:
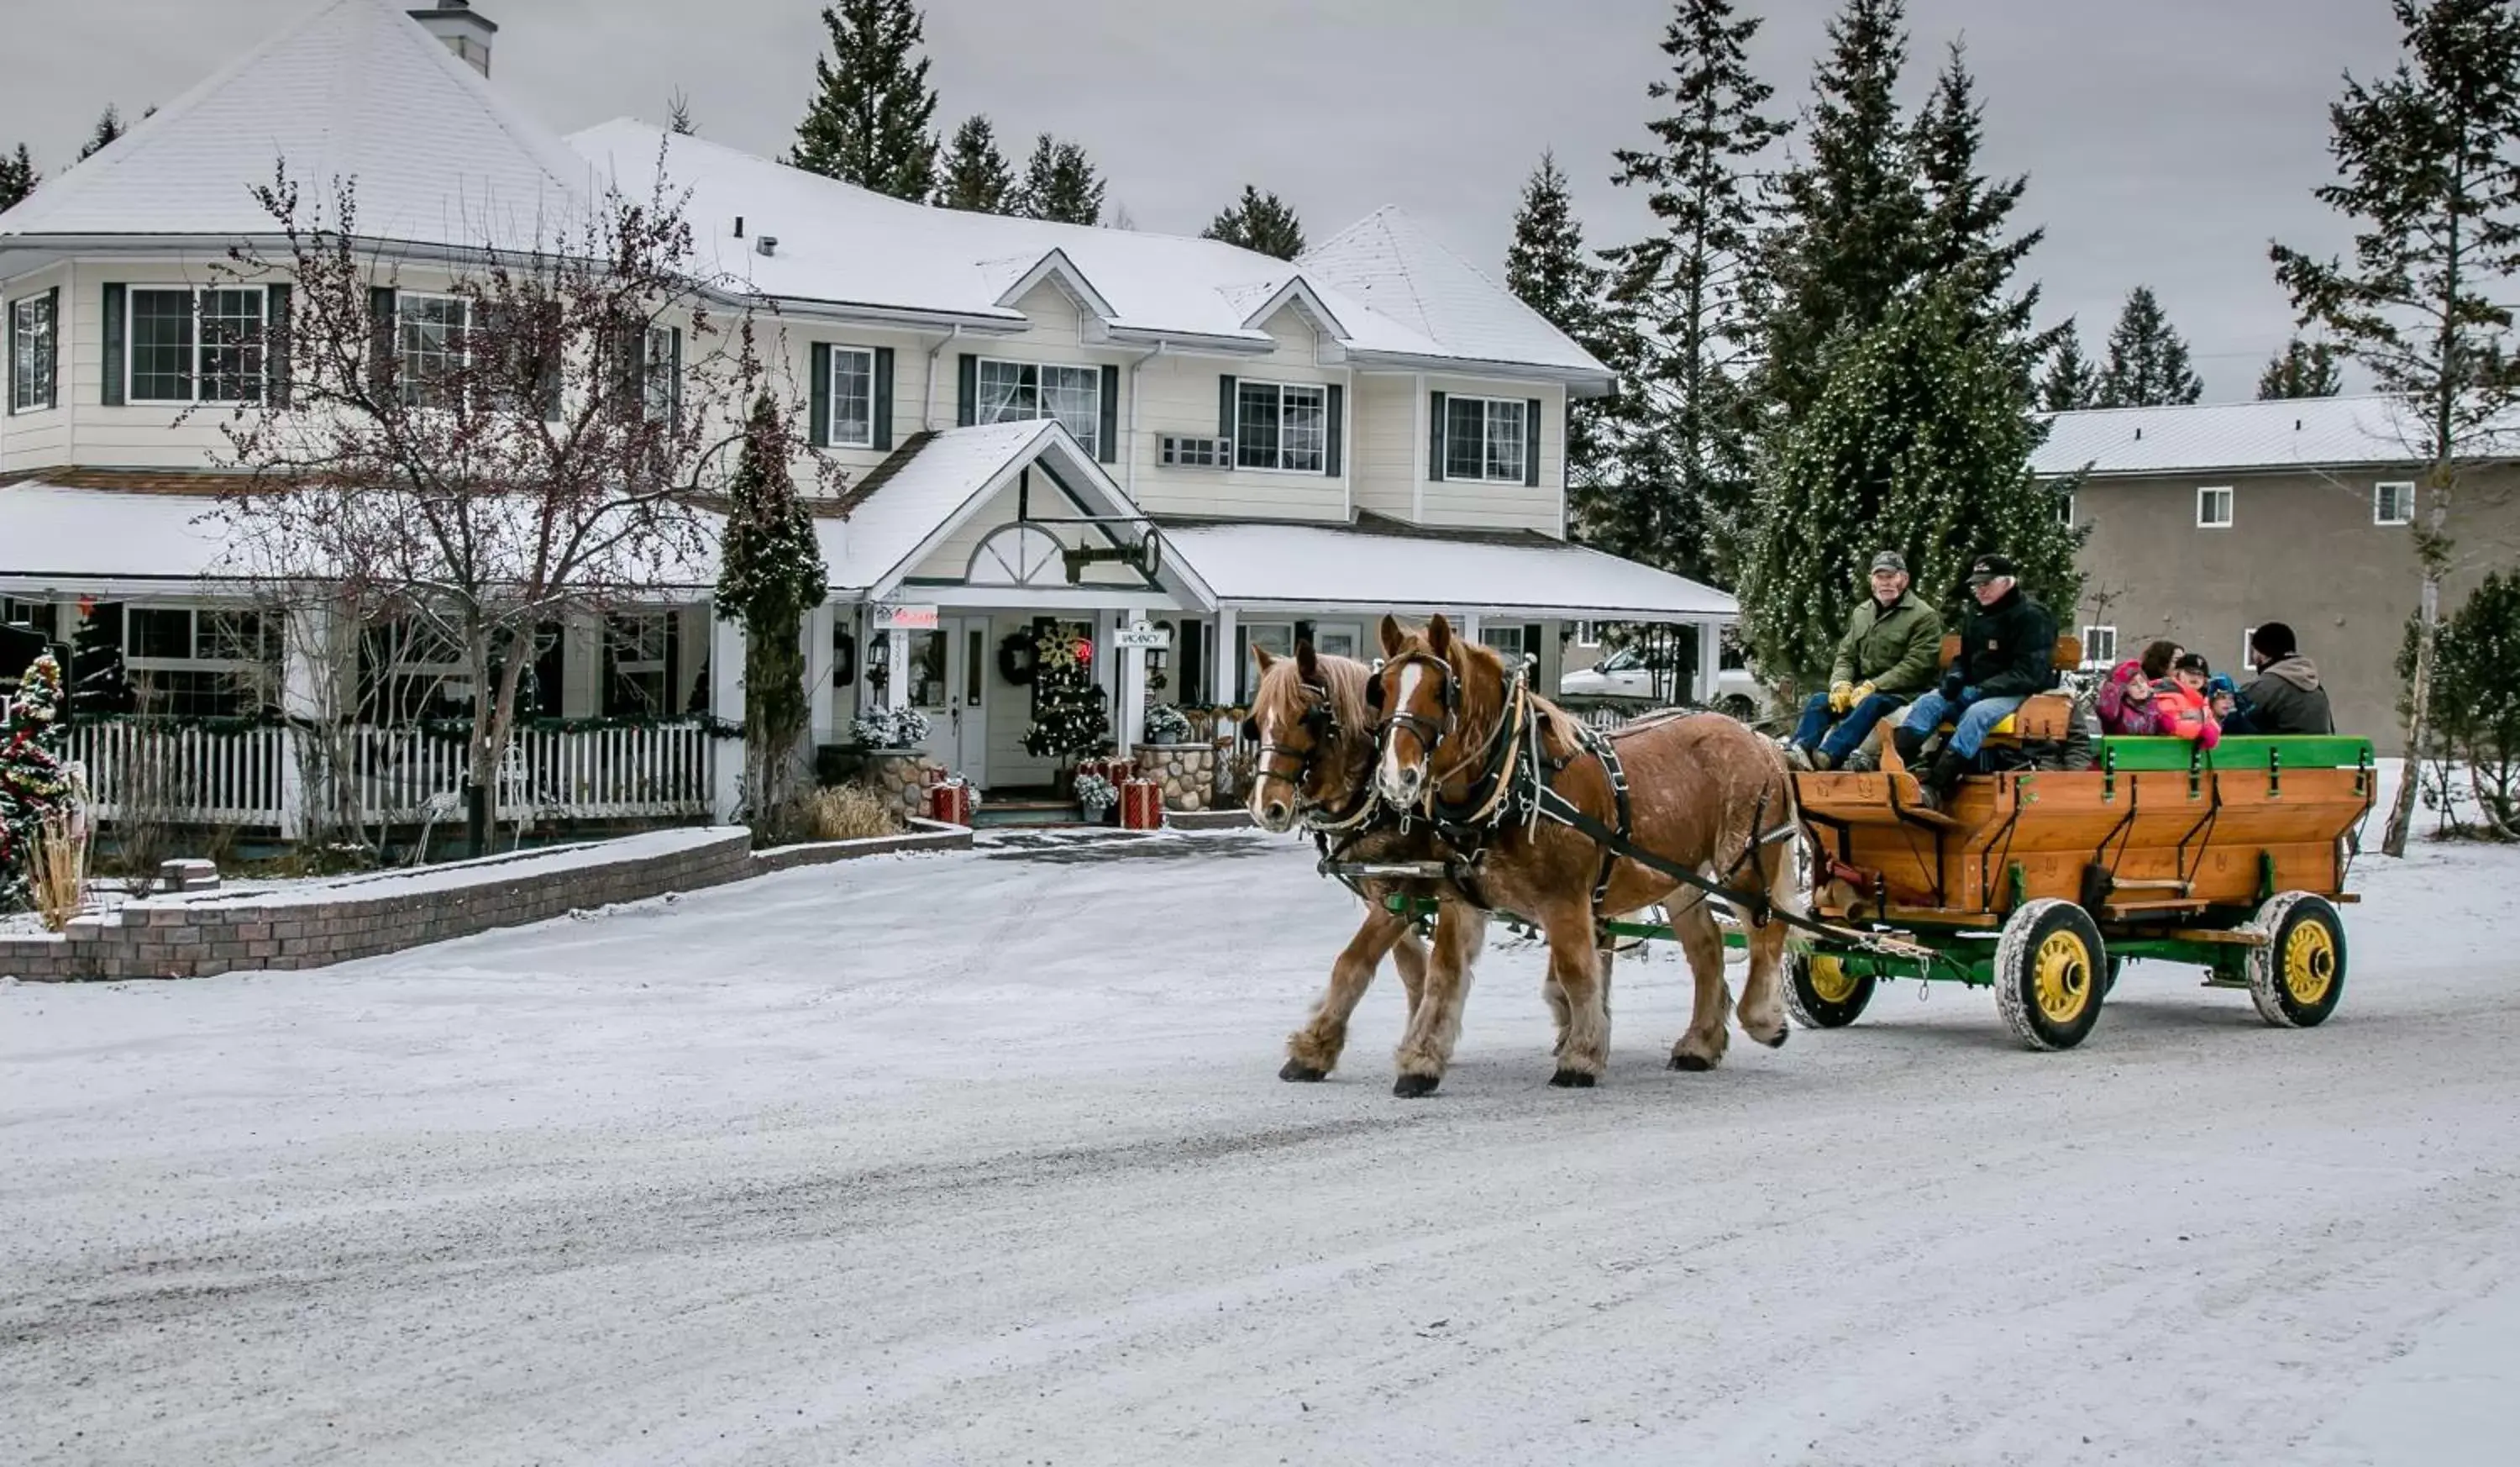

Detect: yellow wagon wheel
[1784, 949, 1875, 1029]
[1993, 898, 2109, 1052]
[2247, 892, 2348, 1029]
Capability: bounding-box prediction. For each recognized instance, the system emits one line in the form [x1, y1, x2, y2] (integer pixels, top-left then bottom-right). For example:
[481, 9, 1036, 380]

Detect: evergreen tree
[2096, 285, 2204, 406]
[1202, 185, 1306, 259]
[1504, 153, 1612, 540]
[1598, 0, 1789, 581]
[1013, 134, 1105, 225]
[1740, 285, 2087, 686]
[1911, 40, 2045, 355]
[790, 0, 940, 202]
[715, 396, 830, 844]
[76, 106, 125, 163]
[2273, 0, 2520, 855]
[0, 653, 74, 914]
[667, 90, 698, 137]
[68, 603, 132, 715]
[936, 115, 1016, 213]
[2257, 336, 2344, 398]
[1021, 622, 1111, 765]
[2039, 323, 2099, 411]
[0, 144, 37, 213]
[1758, 0, 1927, 427]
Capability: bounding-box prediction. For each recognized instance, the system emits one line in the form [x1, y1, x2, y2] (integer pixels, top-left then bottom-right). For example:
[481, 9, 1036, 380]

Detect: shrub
[805, 784, 903, 841]
[1142, 704, 1194, 744]
[850, 705, 932, 749]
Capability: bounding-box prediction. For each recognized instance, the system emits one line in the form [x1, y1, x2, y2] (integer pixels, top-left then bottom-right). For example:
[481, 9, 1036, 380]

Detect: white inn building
[0, 0, 1733, 827]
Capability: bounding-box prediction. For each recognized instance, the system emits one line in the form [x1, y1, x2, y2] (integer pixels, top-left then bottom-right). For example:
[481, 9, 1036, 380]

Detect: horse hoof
[1755, 1026, 1788, 1050]
[1548, 1068, 1597, 1089]
[1393, 1073, 1442, 1099]
[1668, 1054, 1715, 1072]
[1280, 1060, 1328, 1082]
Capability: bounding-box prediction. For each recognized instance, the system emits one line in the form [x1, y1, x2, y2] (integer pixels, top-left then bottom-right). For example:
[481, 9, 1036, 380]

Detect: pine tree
[1740, 285, 2087, 686]
[1014, 134, 1105, 226]
[2096, 286, 2204, 406]
[715, 396, 830, 844]
[1202, 185, 1306, 260]
[0, 653, 74, 914]
[68, 603, 132, 715]
[1758, 0, 1928, 427]
[1021, 622, 1110, 765]
[0, 144, 37, 213]
[2039, 323, 2099, 411]
[2257, 336, 2344, 398]
[2273, 0, 2520, 855]
[936, 115, 1016, 213]
[76, 106, 125, 163]
[1504, 154, 1612, 542]
[1911, 40, 2045, 355]
[667, 90, 699, 137]
[790, 0, 939, 202]
[1599, 0, 1790, 581]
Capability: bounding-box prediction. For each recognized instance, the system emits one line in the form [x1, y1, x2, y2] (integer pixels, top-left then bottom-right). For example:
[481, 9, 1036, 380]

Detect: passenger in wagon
[1785, 550, 1943, 771]
[1890, 553, 2060, 807]
[2222, 622, 2334, 735]
[2151, 653, 2224, 749]
[2096, 639, 2181, 736]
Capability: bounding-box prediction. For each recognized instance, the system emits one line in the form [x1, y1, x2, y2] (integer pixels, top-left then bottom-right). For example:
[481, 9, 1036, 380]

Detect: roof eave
[1342, 348, 1615, 393]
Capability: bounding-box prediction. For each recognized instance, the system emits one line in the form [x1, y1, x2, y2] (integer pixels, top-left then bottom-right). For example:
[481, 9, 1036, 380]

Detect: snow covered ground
[4, 818, 2518, 1466]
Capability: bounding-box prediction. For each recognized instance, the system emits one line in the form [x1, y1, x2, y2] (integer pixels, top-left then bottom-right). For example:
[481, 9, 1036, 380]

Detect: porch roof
[1158, 518, 1737, 623]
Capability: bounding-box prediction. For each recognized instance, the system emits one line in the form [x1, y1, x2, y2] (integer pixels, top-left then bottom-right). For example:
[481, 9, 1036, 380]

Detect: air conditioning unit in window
[1159, 434, 1230, 468]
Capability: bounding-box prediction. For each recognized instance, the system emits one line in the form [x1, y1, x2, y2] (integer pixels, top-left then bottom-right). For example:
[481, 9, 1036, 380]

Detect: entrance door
[909, 617, 989, 785]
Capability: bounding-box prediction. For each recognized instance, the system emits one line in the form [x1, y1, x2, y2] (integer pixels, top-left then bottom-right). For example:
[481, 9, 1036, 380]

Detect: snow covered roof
[0, 481, 239, 587]
[1160, 520, 1736, 623]
[1299, 208, 1609, 378]
[0, 0, 591, 251]
[2034, 395, 2520, 477]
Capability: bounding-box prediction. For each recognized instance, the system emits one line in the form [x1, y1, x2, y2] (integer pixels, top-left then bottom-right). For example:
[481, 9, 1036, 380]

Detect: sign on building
[873, 602, 938, 631]
[1113, 621, 1172, 650]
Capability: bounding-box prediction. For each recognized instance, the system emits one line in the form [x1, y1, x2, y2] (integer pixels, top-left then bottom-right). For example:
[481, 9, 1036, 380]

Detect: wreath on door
[996, 630, 1038, 686]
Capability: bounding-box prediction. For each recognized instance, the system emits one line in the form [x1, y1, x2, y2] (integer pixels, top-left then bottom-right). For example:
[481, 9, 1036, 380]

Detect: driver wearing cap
[1889, 552, 2060, 807]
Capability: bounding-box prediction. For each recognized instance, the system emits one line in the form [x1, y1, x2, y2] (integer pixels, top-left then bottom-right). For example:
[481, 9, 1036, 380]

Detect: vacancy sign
[874, 603, 939, 631]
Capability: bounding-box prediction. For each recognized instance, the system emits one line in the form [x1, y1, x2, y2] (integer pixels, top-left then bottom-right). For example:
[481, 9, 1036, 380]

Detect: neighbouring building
[2040, 395, 2520, 739]
[0, 0, 1733, 833]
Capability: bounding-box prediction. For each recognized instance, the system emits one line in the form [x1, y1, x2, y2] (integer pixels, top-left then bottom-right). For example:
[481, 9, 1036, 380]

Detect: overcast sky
[3, 0, 2408, 398]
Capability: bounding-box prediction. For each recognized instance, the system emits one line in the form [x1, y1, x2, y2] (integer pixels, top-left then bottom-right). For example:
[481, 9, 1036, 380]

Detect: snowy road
[6, 828, 2520, 1465]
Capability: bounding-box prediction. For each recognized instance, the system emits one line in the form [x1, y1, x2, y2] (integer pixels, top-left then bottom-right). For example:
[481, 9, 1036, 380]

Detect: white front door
[909, 617, 989, 784]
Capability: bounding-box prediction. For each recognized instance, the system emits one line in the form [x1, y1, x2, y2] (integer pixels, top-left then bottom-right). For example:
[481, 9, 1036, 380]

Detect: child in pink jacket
[2097, 640, 2181, 735]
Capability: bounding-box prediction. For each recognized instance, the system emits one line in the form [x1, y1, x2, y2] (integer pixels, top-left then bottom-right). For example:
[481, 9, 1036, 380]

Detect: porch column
[1212, 607, 1237, 706]
[806, 601, 837, 744]
[1697, 619, 1723, 705]
[709, 609, 747, 823]
[1116, 602, 1145, 755]
[277, 602, 334, 842]
[886, 618, 911, 712]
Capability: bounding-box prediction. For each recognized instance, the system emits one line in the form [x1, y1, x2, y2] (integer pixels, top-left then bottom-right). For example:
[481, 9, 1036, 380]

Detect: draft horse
[1371, 614, 1801, 1092]
[1246, 641, 1488, 1085]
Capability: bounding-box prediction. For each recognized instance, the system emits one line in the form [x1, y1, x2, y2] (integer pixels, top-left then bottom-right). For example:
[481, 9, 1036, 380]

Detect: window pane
[1485, 400, 1525, 481]
[831, 348, 874, 445]
[197, 609, 272, 663]
[1445, 397, 1487, 479]
[10, 294, 54, 412]
[977, 359, 1033, 423]
[644, 327, 677, 423]
[129, 607, 192, 660]
[198, 288, 265, 403]
[1236, 381, 1280, 469]
[400, 297, 465, 409]
[1043, 365, 1098, 454]
[129, 289, 195, 402]
[1282, 385, 1325, 472]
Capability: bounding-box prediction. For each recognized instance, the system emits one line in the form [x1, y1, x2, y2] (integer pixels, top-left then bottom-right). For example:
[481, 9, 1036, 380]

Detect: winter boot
[1918, 748, 1970, 810]
[1890, 724, 1928, 769]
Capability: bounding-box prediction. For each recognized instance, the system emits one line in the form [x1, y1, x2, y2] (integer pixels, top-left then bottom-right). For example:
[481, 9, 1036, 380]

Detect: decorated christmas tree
[1021, 621, 1111, 765]
[68, 599, 134, 715]
[2, 653, 76, 912]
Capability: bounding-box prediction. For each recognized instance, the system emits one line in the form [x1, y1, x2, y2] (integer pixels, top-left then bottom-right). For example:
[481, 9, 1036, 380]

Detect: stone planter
[1132, 742, 1218, 813]
[858, 749, 947, 824]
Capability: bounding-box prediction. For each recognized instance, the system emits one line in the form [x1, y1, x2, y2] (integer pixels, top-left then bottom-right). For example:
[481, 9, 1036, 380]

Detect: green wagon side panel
[2091, 734, 2376, 771]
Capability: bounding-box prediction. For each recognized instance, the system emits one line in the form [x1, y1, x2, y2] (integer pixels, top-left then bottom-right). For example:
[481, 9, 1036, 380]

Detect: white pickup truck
[1557, 643, 1769, 720]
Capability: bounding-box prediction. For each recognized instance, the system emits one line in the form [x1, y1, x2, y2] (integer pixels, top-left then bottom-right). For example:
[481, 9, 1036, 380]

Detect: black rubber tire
[1993, 898, 2108, 1052]
[1783, 949, 1875, 1029]
[1719, 696, 1757, 721]
[2247, 891, 2347, 1029]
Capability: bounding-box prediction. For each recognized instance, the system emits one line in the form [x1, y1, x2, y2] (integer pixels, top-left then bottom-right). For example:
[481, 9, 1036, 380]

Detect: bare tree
[207, 158, 837, 858]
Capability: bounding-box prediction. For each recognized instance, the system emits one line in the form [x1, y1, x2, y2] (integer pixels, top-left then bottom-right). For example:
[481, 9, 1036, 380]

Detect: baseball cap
[1965, 553, 2017, 586]
[1868, 550, 1908, 575]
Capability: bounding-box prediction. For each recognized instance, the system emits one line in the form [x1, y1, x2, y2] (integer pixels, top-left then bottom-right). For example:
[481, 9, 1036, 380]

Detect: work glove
[1939, 670, 1965, 703]
[1851, 681, 1877, 707]
[1828, 681, 1855, 713]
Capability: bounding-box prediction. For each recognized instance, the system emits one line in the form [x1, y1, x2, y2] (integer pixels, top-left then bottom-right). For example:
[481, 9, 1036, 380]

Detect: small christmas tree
[1021, 621, 1111, 765]
[1, 653, 76, 912]
[68, 600, 134, 715]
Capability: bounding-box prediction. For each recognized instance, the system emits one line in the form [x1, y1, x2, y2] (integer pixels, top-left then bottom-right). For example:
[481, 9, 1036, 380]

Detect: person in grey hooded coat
[2224, 622, 2333, 734]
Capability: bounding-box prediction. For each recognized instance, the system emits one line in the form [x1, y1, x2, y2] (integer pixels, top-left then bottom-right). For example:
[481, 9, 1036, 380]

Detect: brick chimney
[408, 1, 496, 77]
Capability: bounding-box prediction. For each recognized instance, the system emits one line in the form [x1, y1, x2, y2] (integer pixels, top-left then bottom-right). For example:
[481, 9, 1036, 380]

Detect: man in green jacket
[1787, 550, 1944, 770]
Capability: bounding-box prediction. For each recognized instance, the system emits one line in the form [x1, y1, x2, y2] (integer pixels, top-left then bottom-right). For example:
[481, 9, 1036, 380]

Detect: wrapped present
[1120, 778, 1163, 831]
[927, 781, 974, 827]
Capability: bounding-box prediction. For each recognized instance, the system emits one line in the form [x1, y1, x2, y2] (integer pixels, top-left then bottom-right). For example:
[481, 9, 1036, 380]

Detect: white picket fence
[65, 719, 717, 833]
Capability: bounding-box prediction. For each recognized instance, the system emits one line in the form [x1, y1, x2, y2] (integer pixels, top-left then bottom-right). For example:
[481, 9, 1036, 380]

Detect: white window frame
[976, 356, 1101, 456]
[824, 344, 876, 448]
[1444, 395, 1530, 484]
[126, 285, 267, 407]
[396, 292, 470, 410]
[123, 603, 280, 714]
[2242, 626, 2258, 670]
[1238, 620, 1295, 702]
[605, 612, 673, 716]
[10, 291, 56, 414]
[1234, 379, 1328, 474]
[1158, 434, 1228, 468]
[643, 325, 680, 426]
[2197, 485, 2234, 529]
[2057, 491, 2076, 527]
[2374, 480, 2414, 527]
[1310, 622, 1363, 661]
[2080, 624, 2118, 670]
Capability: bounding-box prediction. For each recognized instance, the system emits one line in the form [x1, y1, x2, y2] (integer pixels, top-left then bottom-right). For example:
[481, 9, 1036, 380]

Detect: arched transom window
[965, 523, 1069, 587]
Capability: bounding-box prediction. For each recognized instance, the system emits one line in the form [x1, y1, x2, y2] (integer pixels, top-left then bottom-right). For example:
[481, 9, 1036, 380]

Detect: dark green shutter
[264, 284, 291, 407]
[367, 287, 396, 395]
[4, 295, 15, 413]
[956, 352, 977, 426]
[44, 287, 56, 408]
[1097, 363, 1119, 463]
[1524, 398, 1542, 486]
[872, 345, 895, 450]
[1524, 623, 1542, 662]
[1217, 374, 1237, 450]
[1426, 389, 1446, 481]
[101, 283, 126, 406]
[668, 327, 683, 430]
[809, 342, 832, 446]
[537, 304, 564, 421]
[1324, 383, 1344, 477]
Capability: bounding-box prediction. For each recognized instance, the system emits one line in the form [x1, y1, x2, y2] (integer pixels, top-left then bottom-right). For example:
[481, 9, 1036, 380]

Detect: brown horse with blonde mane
[1247, 641, 1488, 1086]
[1371, 614, 1800, 1092]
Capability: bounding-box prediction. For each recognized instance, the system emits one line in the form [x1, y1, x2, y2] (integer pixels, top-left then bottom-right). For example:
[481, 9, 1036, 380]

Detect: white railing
[67, 719, 715, 831]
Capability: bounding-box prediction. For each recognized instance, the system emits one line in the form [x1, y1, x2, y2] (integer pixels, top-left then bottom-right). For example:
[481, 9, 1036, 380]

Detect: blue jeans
[1900, 689, 2028, 760]
[1793, 691, 1907, 764]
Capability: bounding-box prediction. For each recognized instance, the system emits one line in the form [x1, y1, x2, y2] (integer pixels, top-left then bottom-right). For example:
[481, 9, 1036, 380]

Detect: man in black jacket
[2222, 622, 2334, 734]
[1890, 553, 2060, 806]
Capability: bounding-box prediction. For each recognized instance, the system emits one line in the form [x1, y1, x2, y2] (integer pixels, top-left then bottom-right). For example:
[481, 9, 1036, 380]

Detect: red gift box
[1120, 778, 1163, 830]
[1077, 756, 1138, 787]
[927, 781, 974, 827]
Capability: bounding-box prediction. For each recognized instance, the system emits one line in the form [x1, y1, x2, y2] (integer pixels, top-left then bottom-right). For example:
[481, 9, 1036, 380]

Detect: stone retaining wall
[1131, 743, 1218, 812]
[860, 749, 948, 823]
